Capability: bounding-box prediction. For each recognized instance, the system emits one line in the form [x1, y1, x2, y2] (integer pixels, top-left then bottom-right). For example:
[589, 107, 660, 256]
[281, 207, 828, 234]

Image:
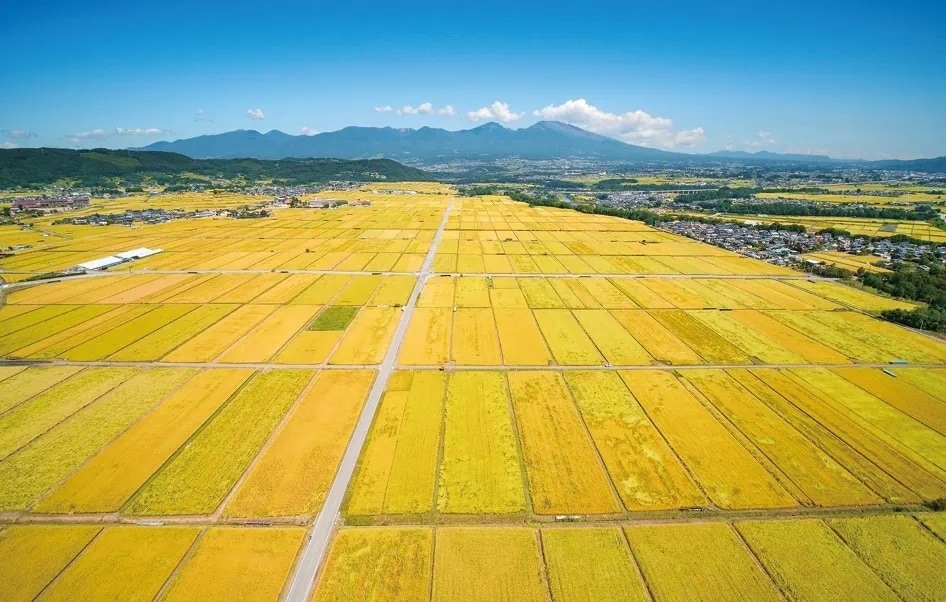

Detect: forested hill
[0, 148, 433, 188]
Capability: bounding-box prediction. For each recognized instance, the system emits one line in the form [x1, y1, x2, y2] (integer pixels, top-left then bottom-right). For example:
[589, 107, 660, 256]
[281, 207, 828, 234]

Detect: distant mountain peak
[133, 121, 679, 162]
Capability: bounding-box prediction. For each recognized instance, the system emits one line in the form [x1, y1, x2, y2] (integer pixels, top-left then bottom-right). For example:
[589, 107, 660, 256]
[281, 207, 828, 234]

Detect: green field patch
[309, 306, 360, 331]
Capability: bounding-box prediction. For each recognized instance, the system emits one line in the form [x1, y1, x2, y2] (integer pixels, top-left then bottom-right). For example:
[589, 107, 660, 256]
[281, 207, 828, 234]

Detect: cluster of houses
[663, 220, 946, 269]
[9, 194, 91, 213]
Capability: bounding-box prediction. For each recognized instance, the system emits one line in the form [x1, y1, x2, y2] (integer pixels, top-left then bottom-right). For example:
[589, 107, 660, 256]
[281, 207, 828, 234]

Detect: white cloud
[300, 126, 318, 135]
[743, 131, 777, 150]
[467, 101, 523, 123]
[195, 108, 212, 122]
[246, 108, 265, 120]
[438, 105, 456, 116]
[4, 129, 35, 139]
[115, 127, 164, 136]
[66, 129, 108, 142]
[532, 98, 705, 148]
[374, 105, 395, 113]
[400, 102, 434, 115]
[0, 141, 19, 149]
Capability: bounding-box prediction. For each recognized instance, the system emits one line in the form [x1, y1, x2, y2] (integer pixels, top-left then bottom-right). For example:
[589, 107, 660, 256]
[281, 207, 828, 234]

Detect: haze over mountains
[133, 121, 946, 172]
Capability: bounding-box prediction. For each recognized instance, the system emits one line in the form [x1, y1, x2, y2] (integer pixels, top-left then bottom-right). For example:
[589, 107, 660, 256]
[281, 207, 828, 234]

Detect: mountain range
[133, 121, 946, 172]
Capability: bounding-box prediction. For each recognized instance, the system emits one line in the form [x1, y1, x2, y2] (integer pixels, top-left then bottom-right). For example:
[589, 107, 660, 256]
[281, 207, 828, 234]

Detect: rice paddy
[2, 184, 944, 600]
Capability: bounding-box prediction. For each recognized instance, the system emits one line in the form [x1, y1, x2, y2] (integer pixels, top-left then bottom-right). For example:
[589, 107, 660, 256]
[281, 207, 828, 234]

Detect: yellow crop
[163, 304, 277, 362]
[36, 368, 252, 513]
[493, 308, 552, 365]
[454, 276, 490, 307]
[626, 522, 781, 601]
[375, 372, 444, 512]
[330, 307, 399, 364]
[564, 371, 704, 510]
[163, 527, 305, 601]
[542, 528, 648, 601]
[450, 307, 502, 365]
[368, 275, 416, 306]
[334, 275, 384, 305]
[218, 305, 321, 363]
[99, 273, 196, 303]
[291, 274, 349, 304]
[728, 369, 918, 504]
[398, 307, 451, 365]
[788, 279, 915, 311]
[433, 528, 546, 602]
[0, 366, 80, 414]
[418, 275, 456, 307]
[439, 372, 525, 514]
[108, 304, 237, 361]
[726, 309, 851, 363]
[764, 311, 883, 362]
[226, 370, 373, 517]
[572, 309, 652, 365]
[894, 368, 946, 403]
[518, 278, 564, 307]
[126, 369, 313, 515]
[213, 273, 287, 302]
[610, 310, 703, 364]
[22, 305, 153, 359]
[688, 310, 805, 364]
[253, 274, 319, 303]
[0, 367, 136, 460]
[828, 516, 946, 600]
[314, 528, 432, 601]
[767, 368, 946, 501]
[0, 305, 114, 357]
[685, 369, 880, 506]
[737, 519, 896, 601]
[0, 368, 194, 511]
[825, 311, 946, 362]
[0, 525, 101, 602]
[507, 371, 620, 514]
[791, 368, 946, 474]
[163, 273, 249, 303]
[835, 367, 946, 436]
[533, 309, 604, 365]
[41, 526, 199, 602]
[621, 370, 796, 509]
[651, 310, 751, 364]
[62, 304, 197, 360]
[346, 371, 443, 516]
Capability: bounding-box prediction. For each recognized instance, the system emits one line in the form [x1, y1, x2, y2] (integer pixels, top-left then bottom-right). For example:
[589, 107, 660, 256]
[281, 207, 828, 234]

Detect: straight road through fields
[283, 197, 456, 602]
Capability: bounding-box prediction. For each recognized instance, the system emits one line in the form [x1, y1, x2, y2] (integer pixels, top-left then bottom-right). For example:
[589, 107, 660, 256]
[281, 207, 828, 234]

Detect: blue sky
[2, 0, 944, 158]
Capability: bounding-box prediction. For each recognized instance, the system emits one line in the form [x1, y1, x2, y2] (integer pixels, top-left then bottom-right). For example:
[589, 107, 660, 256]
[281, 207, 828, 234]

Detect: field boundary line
[152, 526, 208, 600]
[115, 370, 258, 515]
[283, 197, 456, 602]
[618, 526, 657, 602]
[3, 359, 945, 372]
[559, 371, 626, 511]
[211, 369, 321, 519]
[25, 367, 200, 513]
[31, 524, 105, 600]
[729, 522, 788, 600]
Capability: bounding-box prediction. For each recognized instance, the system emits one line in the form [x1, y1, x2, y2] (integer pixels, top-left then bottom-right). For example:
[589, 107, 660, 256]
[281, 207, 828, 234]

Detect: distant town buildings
[10, 194, 91, 213]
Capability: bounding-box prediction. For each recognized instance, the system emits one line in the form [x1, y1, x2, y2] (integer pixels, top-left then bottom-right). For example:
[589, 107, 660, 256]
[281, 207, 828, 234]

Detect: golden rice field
[2, 184, 945, 600]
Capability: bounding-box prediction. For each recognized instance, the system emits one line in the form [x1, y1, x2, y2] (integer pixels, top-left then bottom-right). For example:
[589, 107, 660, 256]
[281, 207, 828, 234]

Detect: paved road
[283, 198, 457, 602]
